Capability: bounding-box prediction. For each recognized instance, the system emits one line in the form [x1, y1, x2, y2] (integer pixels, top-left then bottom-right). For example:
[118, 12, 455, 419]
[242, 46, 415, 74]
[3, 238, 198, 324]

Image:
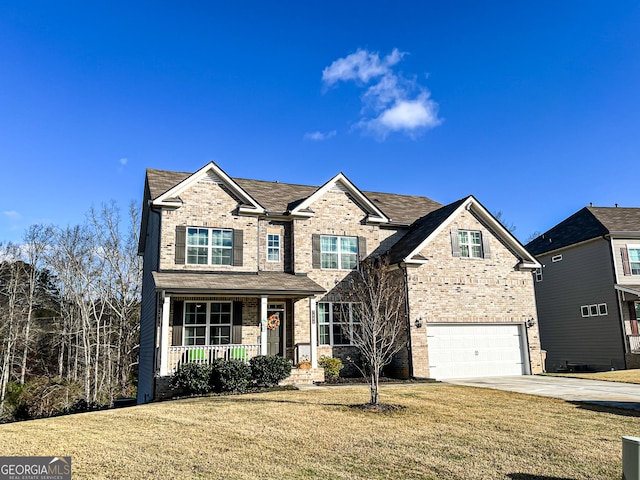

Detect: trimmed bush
[169, 363, 213, 395]
[250, 355, 292, 387]
[318, 356, 344, 379]
[210, 359, 252, 393]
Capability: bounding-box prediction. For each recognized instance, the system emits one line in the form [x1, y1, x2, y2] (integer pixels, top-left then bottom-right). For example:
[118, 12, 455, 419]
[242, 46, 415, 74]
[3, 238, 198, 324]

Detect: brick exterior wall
[405, 210, 543, 377]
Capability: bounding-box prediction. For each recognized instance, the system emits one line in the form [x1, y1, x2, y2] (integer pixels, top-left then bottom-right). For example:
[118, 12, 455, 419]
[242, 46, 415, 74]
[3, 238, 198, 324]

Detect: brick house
[526, 206, 640, 372]
[137, 161, 543, 403]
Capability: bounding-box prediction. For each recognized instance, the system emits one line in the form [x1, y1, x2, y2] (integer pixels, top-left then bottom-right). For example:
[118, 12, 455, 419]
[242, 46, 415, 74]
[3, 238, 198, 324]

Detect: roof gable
[289, 173, 389, 223]
[388, 196, 540, 269]
[152, 162, 265, 215]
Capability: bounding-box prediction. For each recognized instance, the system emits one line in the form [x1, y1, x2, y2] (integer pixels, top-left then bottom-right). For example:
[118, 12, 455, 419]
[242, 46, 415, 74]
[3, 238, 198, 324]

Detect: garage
[426, 324, 528, 379]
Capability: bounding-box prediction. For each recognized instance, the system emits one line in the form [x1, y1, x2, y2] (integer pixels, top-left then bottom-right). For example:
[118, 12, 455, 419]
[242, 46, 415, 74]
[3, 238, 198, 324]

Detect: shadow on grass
[507, 475, 575, 480]
[569, 401, 640, 417]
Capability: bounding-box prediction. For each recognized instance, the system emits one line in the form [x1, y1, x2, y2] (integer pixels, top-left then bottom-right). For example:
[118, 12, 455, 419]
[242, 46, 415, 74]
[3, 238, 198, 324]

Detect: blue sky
[1, 1, 639, 244]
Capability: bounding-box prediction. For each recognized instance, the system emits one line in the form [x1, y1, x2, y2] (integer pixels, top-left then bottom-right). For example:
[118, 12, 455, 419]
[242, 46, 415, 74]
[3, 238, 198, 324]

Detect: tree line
[0, 202, 141, 421]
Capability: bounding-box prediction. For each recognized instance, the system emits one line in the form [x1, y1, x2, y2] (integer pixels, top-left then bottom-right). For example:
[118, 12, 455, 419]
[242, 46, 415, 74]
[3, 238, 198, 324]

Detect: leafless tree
[341, 255, 407, 405]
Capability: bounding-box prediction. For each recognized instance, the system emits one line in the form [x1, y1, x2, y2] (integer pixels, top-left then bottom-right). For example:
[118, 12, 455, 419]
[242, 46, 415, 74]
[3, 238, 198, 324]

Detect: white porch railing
[629, 335, 640, 354]
[167, 344, 261, 375]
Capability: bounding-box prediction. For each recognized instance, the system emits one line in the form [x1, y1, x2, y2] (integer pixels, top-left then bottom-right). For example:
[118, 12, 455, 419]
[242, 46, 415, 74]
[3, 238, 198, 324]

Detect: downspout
[401, 263, 414, 378]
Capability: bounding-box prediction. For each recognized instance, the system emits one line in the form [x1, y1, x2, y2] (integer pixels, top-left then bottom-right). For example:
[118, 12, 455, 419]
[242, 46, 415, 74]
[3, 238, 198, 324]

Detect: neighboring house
[137, 161, 543, 404]
[526, 206, 640, 372]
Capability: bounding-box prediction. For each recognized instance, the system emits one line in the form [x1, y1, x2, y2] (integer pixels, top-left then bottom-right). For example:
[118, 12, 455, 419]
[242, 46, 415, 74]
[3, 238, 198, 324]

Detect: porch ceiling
[616, 284, 640, 298]
[152, 271, 326, 296]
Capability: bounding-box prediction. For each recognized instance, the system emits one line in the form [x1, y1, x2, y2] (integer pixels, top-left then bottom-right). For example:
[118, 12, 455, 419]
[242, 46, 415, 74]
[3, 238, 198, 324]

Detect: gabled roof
[387, 195, 540, 269]
[143, 163, 442, 224]
[151, 162, 265, 214]
[526, 206, 640, 256]
[288, 172, 389, 223]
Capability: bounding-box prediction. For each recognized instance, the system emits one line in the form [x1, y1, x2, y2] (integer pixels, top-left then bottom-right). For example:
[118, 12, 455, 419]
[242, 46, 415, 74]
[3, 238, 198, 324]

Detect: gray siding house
[137, 161, 543, 403]
[526, 206, 640, 372]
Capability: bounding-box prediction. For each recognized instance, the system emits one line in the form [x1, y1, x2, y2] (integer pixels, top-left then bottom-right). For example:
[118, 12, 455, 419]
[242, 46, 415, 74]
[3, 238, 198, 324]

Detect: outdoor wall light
[414, 317, 423, 329]
[526, 318, 536, 328]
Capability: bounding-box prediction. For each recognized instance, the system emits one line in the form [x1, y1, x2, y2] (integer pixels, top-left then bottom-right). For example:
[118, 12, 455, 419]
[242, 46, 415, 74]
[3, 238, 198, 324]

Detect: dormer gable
[389, 195, 540, 270]
[152, 161, 265, 215]
[288, 172, 389, 224]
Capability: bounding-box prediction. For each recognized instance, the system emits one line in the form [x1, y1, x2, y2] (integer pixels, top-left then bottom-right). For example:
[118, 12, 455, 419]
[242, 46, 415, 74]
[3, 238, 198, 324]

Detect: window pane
[212, 229, 233, 247]
[458, 231, 468, 244]
[321, 252, 338, 269]
[321, 236, 338, 252]
[340, 237, 358, 253]
[212, 248, 233, 265]
[210, 326, 231, 345]
[629, 249, 640, 262]
[318, 325, 330, 345]
[333, 324, 348, 345]
[185, 303, 207, 324]
[471, 245, 482, 258]
[187, 246, 209, 264]
[470, 231, 482, 245]
[341, 253, 358, 270]
[459, 245, 469, 257]
[188, 228, 209, 246]
[318, 303, 329, 323]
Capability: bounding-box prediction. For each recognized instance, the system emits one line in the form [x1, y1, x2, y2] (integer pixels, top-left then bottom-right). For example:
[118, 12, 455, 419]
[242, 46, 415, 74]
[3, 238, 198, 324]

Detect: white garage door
[427, 324, 527, 379]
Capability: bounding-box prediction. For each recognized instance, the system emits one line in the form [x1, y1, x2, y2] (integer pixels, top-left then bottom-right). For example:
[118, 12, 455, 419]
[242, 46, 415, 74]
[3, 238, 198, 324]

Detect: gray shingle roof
[526, 206, 640, 256]
[387, 198, 468, 264]
[153, 271, 325, 295]
[145, 167, 442, 225]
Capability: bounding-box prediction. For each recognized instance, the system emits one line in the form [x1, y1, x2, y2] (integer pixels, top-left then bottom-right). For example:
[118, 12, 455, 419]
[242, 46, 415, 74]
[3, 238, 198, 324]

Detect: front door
[267, 303, 285, 356]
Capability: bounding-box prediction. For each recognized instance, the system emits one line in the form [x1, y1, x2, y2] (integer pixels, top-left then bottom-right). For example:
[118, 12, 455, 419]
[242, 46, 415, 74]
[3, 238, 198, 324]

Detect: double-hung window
[186, 227, 233, 265]
[458, 230, 483, 258]
[184, 301, 232, 345]
[321, 235, 358, 270]
[267, 234, 280, 262]
[318, 302, 361, 346]
[630, 247, 640, 275]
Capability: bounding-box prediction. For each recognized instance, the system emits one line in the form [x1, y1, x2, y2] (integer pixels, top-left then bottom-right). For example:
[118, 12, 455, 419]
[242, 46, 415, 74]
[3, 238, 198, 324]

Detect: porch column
[309, 296, 318, 368]
[260, 295, 268, 356]
[159, 294, 171, 376]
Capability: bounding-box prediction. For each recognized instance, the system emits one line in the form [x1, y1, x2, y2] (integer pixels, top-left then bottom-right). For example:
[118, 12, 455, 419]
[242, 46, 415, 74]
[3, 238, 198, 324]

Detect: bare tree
[341, 255, 407, 405]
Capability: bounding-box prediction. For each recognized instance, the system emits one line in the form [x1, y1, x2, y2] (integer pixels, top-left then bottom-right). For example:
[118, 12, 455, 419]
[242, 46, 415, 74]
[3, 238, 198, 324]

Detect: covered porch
[152, 271, 326, 378]
[616, 285, 640, 354]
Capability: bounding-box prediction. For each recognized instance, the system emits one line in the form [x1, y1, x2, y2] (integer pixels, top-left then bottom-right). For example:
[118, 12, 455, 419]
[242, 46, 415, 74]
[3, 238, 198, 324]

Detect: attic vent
[330, 182, 349, 193]
[551, 254, 563, 263]
[199, 171, 223, 184]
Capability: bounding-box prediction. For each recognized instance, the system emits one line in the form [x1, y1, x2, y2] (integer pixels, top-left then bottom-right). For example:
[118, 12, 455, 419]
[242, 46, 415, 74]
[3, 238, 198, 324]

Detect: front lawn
[545, 368, 640, 384]
[0, 384, 634, 479]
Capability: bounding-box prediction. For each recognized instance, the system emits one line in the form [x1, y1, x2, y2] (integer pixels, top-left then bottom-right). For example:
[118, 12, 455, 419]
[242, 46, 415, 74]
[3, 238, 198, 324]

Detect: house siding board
[137, 209, 160, 404]
[159, 180, 259, 272]
[405, 209, 542, 378]
[534, 238, 624, 371]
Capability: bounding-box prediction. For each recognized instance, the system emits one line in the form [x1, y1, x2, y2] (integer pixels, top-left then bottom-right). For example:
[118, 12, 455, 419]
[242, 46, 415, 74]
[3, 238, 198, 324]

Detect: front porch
[167, 344, 261, 374]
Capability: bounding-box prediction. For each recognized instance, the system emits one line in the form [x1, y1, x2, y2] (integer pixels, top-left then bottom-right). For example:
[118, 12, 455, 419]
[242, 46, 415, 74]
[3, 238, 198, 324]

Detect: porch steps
[280, 367, 325, 386]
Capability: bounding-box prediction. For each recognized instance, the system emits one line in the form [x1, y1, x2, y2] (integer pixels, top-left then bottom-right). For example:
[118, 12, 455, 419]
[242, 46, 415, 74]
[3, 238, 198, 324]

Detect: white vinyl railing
[168, 344, 261, 374]
[629, 335, 640, 354]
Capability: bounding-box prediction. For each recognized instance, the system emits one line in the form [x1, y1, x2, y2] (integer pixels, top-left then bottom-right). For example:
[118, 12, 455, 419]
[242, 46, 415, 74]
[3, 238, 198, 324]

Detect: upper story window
[534, 268, 543, 282]
[318, 302, 361, 346]
[267, 233, 280, 262]
[451, 228, 491, 259]
[621, 245, 640, 276]
[187, 227, 233, 265]
[630, 247, 640, 275]
[458, 230, 483, 258]
[321, 235, 358, 270]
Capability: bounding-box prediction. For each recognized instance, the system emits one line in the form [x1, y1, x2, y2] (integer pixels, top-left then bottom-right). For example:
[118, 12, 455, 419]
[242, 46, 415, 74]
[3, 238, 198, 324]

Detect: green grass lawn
[545, 368, 640, 384]
[0, 384, 635, 479]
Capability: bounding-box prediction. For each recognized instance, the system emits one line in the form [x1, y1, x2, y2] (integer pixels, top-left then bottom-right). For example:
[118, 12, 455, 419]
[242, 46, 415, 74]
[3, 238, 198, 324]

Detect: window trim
[581, 306, 590, 318]
[319, 235, 359, 270]
[458, 230, 483, 259]
[581, 303, 609, 317]
[267, 233, 281, 263]
[183, 301, 233, 345]
[317, 302, 361, 346]
[598, 303, 608, 316]
[551, 254, 563, 263]
[628, 244, 640, 275]
[186, 227, 234, 266]
[534, 268, 543, 282]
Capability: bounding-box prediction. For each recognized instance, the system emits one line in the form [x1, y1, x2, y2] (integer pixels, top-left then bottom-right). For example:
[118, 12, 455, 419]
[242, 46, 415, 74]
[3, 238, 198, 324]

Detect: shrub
[169, 363, 213, 395]
[318, 356, 344, 379]
[210, 359, 252, 393]
[250, 355, 292, 387]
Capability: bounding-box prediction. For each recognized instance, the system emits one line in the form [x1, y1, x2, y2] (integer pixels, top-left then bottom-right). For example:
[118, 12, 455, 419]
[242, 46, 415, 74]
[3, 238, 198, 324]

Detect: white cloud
[119, 158, 128, 166]
[322, 48, 404, 86]
[304, 130, 337, 141]
[322, 48, 442, 139]
[3, 210, 22, 220]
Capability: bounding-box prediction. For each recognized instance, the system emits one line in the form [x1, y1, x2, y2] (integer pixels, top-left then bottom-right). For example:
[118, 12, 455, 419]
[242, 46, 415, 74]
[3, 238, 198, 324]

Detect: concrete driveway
[446, 375, 640, 411]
